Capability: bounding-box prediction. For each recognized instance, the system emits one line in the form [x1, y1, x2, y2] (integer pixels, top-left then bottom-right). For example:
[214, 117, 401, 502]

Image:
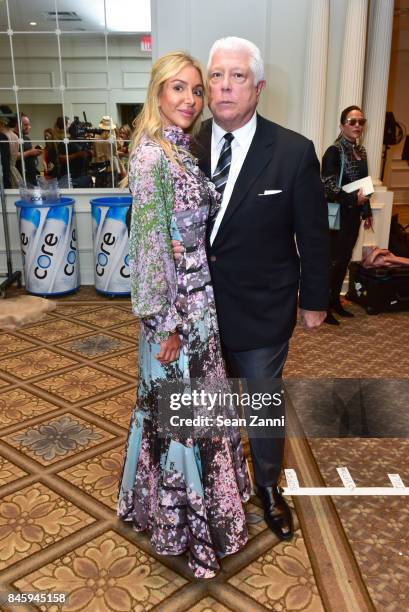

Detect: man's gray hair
[207, 36, 264, 85]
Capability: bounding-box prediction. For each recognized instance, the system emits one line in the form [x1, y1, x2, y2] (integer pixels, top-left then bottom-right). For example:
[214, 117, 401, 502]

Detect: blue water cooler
[15, 197, 80, 296]
[90, 196, 131, 296]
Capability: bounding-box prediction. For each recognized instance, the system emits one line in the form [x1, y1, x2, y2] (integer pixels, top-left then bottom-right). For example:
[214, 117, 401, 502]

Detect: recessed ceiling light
[30, 22, 37, 26]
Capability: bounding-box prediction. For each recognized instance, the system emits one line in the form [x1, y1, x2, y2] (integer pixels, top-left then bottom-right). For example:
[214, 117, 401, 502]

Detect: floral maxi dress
[117, 126, 250, 579]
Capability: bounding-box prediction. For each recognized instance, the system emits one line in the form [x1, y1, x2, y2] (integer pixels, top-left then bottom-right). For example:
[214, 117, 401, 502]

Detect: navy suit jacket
[194, 114, 329, 351]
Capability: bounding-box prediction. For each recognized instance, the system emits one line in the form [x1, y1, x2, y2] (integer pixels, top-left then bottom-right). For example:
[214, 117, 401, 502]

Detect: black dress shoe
[257, 484, 294, 540]
[324, 311, 340, 325]
[332, 302, 354, 317]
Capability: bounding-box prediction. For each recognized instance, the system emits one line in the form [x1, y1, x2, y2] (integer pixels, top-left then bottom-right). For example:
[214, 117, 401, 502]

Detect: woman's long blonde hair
[121, 51, 205, 187]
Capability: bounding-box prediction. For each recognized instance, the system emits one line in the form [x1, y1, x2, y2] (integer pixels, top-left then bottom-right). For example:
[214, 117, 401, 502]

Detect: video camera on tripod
[68, 112, 103, 141]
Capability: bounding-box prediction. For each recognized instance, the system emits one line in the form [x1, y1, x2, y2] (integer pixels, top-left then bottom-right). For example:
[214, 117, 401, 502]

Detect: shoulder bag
[327, 149, 345, 231]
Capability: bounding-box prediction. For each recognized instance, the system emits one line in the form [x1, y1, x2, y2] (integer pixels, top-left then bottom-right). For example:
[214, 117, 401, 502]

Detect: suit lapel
[196, 119, 212, 178]
[213, 115, 276, 246]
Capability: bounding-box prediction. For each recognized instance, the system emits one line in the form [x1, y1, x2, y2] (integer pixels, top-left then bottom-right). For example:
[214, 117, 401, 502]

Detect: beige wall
[387, 15, 409, 159]
[152, 0, 349, 147]
[152, 0, 311, 132]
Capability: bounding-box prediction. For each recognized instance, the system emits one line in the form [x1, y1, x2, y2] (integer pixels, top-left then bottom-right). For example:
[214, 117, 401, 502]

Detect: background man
[188, 37, 329, 540]
[16, 113, 42, 185]
[0, 106, 12, 188]
[56, 116, 92, 188]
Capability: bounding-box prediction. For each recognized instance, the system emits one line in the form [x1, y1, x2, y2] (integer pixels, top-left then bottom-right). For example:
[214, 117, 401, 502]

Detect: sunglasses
[344, 118, 366, 126]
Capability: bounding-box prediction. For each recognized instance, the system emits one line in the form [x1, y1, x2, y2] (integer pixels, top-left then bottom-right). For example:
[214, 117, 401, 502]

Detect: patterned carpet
[286, 301, 409, 612]
[0, 286, 408, 611]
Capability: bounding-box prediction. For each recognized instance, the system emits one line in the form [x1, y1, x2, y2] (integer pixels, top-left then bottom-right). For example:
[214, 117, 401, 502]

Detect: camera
[68, 115, 103, 140]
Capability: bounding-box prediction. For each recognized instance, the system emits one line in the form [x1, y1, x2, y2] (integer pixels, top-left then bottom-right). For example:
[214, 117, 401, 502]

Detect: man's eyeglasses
[344, 118, 366, 127]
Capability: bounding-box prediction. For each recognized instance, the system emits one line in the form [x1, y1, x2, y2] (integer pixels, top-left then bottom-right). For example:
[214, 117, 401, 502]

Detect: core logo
[96, 232, 116, 277]
[64, 229, 77, 276]
[34, 232, 58, 279]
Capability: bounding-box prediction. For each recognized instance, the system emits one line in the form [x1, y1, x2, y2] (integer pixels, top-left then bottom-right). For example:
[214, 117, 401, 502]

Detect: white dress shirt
[209, 112, 257, 245]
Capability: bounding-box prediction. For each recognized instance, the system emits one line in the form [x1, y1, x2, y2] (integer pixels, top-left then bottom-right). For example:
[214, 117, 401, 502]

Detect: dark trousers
[329, 209, 361, 306]
[223, 341, 289, 486]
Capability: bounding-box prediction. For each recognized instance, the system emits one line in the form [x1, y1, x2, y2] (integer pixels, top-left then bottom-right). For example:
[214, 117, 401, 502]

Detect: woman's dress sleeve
[128, 144, 182, 343]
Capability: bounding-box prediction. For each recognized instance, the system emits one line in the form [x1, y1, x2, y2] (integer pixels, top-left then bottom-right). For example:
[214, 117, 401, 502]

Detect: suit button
[210, 255, 217, 262]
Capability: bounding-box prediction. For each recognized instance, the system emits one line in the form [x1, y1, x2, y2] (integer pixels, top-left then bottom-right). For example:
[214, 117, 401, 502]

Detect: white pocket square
[258, 189, 283, 196]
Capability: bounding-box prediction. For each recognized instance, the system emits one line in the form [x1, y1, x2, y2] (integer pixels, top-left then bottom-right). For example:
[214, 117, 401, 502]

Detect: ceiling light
[106, 0, 150, 32]
[30, 22, 37, 26]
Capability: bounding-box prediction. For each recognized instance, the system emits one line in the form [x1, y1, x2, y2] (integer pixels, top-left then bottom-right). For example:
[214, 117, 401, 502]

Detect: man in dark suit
[0, 106, 13, 189]
[15, 114, 41, 185]
[182, 36, 329, 540]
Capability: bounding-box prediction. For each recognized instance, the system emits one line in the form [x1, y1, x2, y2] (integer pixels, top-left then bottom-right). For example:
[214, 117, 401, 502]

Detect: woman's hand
[356, 188, 367, 206]
[155, 331, 181, 364]
[171, 239, 184, 262]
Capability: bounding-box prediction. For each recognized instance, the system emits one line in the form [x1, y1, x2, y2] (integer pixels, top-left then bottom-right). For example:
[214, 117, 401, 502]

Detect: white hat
[99, 116, 117, 130]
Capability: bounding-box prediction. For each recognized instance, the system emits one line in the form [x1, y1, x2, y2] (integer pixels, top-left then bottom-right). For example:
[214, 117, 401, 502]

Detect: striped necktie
[212, 132, 234, 196]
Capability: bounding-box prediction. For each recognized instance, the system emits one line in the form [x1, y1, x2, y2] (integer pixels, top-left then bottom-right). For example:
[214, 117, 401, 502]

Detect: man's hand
[299, 309, 326, 330]
[171, 239, 184, 262]
[155, 331, 181, 364]
[77, 150, 90, 159]
[26, 148, 42, 158]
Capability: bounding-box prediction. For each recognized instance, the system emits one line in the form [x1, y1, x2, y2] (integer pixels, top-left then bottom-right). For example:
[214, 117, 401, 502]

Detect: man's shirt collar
[212, 111, 257, 148]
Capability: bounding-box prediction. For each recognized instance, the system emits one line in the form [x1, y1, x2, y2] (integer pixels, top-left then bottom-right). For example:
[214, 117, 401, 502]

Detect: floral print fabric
[117, 126, 250, 578]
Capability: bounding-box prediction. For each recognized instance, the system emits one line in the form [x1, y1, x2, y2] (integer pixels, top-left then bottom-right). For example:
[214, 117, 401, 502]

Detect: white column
[337, 0, 368, 128]
[301, 0, 329, 159]
[362, 0, 394, 180]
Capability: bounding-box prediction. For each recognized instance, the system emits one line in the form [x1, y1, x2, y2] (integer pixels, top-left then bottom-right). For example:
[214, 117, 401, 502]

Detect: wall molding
[122, 72, 150, 89]
[65, 71, 109, 88]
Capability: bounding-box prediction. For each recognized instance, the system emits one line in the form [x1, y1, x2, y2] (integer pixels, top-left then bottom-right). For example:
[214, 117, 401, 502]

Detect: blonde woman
[117, 51, 250, 579]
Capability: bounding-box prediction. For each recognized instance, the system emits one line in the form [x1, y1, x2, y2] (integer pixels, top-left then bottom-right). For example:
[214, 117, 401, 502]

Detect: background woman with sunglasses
[321, 105, 372, 325]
